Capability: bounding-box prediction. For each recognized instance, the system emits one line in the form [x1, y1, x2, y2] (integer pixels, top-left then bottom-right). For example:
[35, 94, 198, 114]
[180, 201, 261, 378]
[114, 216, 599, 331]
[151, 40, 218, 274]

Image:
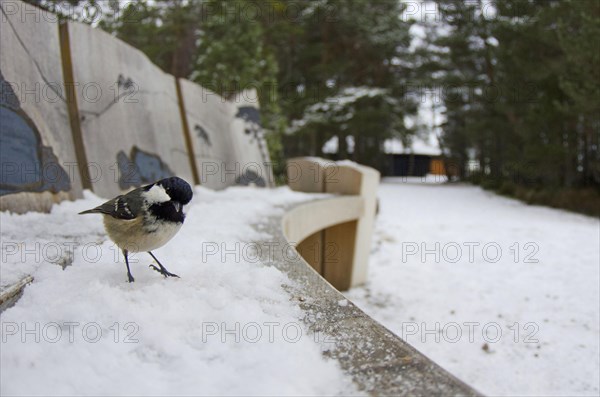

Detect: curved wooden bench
[285, 158, 379, 290]
[272, 157, 481, 395]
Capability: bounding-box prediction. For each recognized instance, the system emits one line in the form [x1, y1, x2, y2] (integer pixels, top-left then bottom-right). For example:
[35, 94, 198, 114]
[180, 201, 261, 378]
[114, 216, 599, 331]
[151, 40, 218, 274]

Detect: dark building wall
[388, 154, 432, 177]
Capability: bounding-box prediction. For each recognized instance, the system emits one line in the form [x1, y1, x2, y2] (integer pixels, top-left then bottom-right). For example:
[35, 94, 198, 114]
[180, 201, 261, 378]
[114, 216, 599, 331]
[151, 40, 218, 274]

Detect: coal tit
[79, 177, 193, 283]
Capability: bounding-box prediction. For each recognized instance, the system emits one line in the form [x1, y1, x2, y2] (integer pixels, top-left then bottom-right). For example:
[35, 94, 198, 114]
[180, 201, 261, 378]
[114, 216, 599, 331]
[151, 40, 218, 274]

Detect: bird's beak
[173, 202, 181, 212]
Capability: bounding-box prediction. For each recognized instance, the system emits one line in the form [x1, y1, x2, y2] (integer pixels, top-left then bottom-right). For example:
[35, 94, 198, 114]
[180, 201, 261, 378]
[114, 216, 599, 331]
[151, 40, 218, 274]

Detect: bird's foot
[149, 264, 179, 278]
[127, 273, 135, 283]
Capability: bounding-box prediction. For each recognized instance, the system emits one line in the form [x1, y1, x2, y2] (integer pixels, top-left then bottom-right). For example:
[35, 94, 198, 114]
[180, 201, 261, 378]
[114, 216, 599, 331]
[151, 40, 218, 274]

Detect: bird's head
[157, 177, 193, 205]
[143, 177, 193, 221]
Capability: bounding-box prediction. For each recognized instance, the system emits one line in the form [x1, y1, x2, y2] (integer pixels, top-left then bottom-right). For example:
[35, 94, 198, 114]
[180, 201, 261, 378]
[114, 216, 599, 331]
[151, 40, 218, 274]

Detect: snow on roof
[322, 136, 442, 156]
[287, 87, 387, 135]
[383, 137, 442, 156]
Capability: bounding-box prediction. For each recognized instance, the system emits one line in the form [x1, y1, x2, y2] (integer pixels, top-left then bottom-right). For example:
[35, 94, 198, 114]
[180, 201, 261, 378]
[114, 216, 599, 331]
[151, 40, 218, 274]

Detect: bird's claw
[149, 264, 179, 278]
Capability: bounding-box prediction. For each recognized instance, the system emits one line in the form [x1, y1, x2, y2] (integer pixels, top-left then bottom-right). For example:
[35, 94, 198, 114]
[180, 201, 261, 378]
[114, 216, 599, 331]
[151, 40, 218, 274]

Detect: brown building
[384, 138, 445, 177]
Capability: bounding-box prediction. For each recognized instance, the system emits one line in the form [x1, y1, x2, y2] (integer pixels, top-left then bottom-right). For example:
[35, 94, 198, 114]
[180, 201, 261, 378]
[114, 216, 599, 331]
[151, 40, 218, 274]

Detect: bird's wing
[79, 188, 145, 219]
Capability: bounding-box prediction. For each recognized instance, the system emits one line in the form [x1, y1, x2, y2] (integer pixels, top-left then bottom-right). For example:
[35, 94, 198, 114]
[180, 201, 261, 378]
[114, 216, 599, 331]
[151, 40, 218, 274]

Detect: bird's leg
[148, 251, 179, 278]
[123, 249, 135, 283]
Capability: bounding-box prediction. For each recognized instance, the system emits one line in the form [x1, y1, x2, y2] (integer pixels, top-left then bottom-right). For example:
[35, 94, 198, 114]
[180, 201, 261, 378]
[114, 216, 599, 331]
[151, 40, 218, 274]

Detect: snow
[321, 136, 356, 155]
[304, 87, 386, 115]
[287, 86, 387, 134]
[322, 135, 442, 157]
[346, 178, 600, 396]
[383, 136, 442, 156]
[0, 186, 357, 396]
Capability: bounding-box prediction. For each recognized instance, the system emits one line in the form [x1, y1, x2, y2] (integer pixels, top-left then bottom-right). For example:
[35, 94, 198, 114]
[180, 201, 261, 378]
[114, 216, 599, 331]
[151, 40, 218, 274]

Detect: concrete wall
[67, 22, 194, 199]
[0, 0, 272, 212]
[178, 79, 238, 190]
[229, 90, 273, 187]
[0, 0, 83, 213]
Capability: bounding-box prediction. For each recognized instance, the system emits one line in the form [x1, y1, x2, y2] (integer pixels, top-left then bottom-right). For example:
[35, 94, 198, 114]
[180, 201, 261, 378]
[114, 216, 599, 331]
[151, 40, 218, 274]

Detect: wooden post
[59, 21, 92, 191]
[175, 78, 200, 185]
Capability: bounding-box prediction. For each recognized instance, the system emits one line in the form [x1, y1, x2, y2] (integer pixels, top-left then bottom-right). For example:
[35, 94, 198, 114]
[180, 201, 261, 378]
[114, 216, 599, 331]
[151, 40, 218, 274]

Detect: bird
[79, 177, 193, 283]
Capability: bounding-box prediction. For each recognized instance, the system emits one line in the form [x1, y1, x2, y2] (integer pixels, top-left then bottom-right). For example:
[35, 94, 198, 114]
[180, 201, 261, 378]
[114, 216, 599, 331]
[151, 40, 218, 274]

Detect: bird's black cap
[155, 177, 193, 204]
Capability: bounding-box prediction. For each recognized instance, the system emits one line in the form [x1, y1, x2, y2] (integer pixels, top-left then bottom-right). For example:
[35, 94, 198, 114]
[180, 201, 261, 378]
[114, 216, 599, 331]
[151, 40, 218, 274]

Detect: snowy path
[346, 178, 600, 396]
[0, 187, 356, 396]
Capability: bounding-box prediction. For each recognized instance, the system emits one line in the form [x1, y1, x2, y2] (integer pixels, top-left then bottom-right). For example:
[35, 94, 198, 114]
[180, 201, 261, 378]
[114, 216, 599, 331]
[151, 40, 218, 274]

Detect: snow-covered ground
[0, 186, 357, 396]
[346, 177, 600, 396]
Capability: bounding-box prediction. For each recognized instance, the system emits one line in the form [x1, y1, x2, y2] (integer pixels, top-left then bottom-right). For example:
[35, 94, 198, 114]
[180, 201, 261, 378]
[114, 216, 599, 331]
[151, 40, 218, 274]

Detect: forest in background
[24, 0, 600, 215]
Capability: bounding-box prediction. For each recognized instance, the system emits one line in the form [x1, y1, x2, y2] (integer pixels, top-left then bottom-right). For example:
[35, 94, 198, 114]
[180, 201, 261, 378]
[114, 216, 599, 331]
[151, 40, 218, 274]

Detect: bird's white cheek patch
[144, 184, 170, 203]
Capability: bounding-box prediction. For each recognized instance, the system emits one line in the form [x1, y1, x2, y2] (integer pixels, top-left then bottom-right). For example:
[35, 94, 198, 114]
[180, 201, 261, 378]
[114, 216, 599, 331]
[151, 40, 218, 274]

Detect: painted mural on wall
[233, 103, 272, 187]
[235, 170, 266, 187]
[116, 146, 174, 190]
[1, 3, 273, 210]
[235, 106, 262, 143]
[177, 79, 238, 190]
[78, 73, 138, 124]
[194, 124, 213, 159]
[0, 70, 71, 196]
[67, 21, 193, 198]
[194, 124, 212, 147]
